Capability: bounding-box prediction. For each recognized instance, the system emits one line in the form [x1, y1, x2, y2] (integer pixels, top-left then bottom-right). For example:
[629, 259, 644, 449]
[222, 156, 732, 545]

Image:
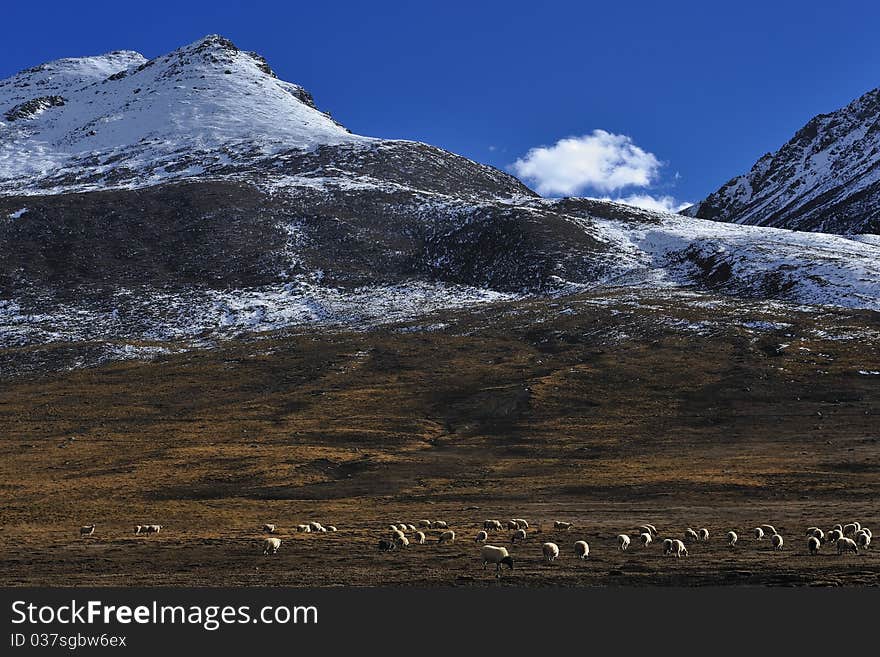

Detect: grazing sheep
[808, 536, 821, 555]
[396, 523, 408, 532]
[574, 541, 589, 559]
[511, 528, 527, 543]
[640, 532, 653, 547]
[134, 525, 142, 535]
[644, 523, 658, 536]
[856, 532, 871, 550]
[827, 529, 843, 544]
[771, 534, 784, 551]
[843, 523, 859, 537]
[483, 520, 503, 532]
[861, 528, 872, 538]
[761, 524, 777, 536]
[837, 537, 858, 555]
[753, 527, 765, 541]
[417, 520, 432, 529]
[807, 528, 824, 542]
[475, 530, 489, 543]
[414, 531, 426, 544]
[554, 521, 573, 530]
[481, 545, 514, 576]
[138, 524, 161, 534]
[671, 539, 688, 558]
[662, 538, 674, 555]
[542, 542, 560, 562]
[434, 521, 449, 530]
[407, 524, 417, 532]
[378, 538, 396, 552]
[512, 519, 529, 530]
[326, 525, 337, 532]
[262, 524, 276, 534]
[438, 530, 455, 544]
[617, 534, 631, 551]
[262, 537, 281, 555]
[391, 529, 406, 542]
[394, 535, 410, 548]
[805, 526, 820, 536]
[684, 528, 699, 544]
[506, 520, 519, 530]
[298, 524, 312, 533]
[309, 522, 325, 532]
[638, 524, 657, 537]
[698, 528, 709, 542]
[79, 524, 95, 537]
[726, 531, 738, 548]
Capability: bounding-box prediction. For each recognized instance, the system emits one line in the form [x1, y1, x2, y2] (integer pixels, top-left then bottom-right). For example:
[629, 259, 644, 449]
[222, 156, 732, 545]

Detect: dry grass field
[1, 289, 878, 586]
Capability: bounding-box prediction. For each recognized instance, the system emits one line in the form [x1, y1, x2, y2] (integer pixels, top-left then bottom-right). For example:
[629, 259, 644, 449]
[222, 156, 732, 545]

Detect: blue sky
[3, 0, 880, 208]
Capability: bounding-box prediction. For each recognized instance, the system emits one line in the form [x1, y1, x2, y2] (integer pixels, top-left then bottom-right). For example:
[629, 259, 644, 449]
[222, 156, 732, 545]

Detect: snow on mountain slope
[526, 198, 880, 310]
[684, 86, 880, 234]
[0, 35, 369, 194]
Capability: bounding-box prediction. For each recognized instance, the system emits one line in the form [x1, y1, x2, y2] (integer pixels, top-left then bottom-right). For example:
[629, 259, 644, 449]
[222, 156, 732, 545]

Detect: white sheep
[827, 529, 843, 544]
[638, 524, 657, 537]
[395, 535, 410, 548]
[512, 519, 529, 530]
[644, 523, 658, 536]
[481, 545, 514, 576]
[554, 521, 573, 530]
[262, 537, 281, 555]
[698, 528, 709, 542]
[771, 534, 784, 551]
[856, 531, 871, 550]
[309, 522, 325, 532]
[837, 537, 858, 555]
[475, 530, 489, 543]
[684, 528, 699, 543]
[407, 524, 417, 532]
[542, 542, 560, 562]
[414, 531, 426, 544]
[140, 524, 161, 534]
[726, 531, 737, 547]
[805, 526, 820, 536]
[326, 525, 337, 532]
[808, 536, 821, 555]
[483, 520, 503, 532]
[807, 527, 824, 542]
[438, 530, 455, 544]
[434, 521, 449, 530]
[506, 520, 519, 530]
[80, 524, 95, 537]
[417, 520, 432, 529]
[574, 541, 589, 559]
[640, 532, 652, 547]
[298, 524, 311, 533]
[671, 539, 688, 558]
[753, 527, 765, 541]
[262, 524, 276, 533]
[861, 528, 872, 538]
[391, 529, 406, 541]
[843, 522, 859, 536]
[396, 523, 408, 532]
[662, 538, 674, 555]
[761, 524, 777, 536]
[511, 528, 527, 543]
[617, 534, 631, 551]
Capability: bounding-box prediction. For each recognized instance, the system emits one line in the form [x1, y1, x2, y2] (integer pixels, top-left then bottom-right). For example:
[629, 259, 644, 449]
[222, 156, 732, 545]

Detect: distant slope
[684, 87, 880, 234]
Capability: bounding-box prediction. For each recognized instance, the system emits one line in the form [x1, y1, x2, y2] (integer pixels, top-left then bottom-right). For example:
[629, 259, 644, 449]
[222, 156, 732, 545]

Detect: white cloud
[606, 194, 693, 214]
[510, 130, 662, 196]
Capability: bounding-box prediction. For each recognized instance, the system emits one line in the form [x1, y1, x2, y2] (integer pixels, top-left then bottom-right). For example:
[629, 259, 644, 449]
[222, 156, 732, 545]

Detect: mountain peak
[685, 84, 880, 234]
[0, 36, 369, 194]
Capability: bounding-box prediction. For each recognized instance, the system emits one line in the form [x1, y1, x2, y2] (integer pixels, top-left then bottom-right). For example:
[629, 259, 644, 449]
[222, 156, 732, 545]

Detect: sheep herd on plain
[76, 516, 872, 577]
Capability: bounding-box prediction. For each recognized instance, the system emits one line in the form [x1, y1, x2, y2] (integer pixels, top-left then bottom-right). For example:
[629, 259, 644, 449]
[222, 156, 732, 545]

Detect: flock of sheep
[77, 517, 873, 577]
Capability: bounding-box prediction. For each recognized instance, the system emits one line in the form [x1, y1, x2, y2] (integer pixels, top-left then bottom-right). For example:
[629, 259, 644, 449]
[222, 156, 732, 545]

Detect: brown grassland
[1, 290, 878, 586]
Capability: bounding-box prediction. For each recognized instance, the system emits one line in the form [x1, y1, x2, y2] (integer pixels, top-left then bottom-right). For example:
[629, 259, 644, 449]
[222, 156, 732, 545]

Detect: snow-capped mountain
[684, 86, 880, 234]
[1, 36, 878, 367]
[0, 35, 367, 194]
